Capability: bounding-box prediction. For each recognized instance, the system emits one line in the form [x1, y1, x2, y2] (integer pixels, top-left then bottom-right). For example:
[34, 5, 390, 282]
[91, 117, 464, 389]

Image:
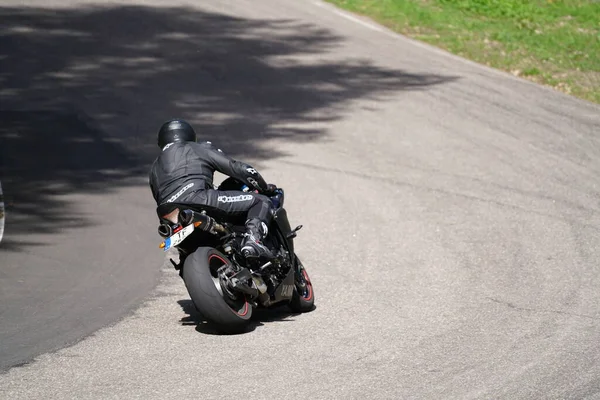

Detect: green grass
[326, 0, 600, 104]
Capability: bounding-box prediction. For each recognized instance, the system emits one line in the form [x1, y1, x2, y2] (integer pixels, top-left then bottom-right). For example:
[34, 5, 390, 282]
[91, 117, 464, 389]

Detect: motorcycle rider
[149, 118, 276, 259]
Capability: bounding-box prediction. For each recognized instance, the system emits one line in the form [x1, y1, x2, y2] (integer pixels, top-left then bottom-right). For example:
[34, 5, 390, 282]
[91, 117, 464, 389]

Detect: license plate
[162, 224, 195, 251]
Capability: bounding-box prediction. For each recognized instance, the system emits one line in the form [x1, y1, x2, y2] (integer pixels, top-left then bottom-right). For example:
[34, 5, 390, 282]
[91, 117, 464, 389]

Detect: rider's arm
[148, 163, 159, 202]
[196, 142, 269, 192]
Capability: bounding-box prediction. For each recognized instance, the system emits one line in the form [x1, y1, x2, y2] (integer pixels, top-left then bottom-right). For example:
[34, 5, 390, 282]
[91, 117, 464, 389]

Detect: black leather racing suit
[149, 141, 273, 226]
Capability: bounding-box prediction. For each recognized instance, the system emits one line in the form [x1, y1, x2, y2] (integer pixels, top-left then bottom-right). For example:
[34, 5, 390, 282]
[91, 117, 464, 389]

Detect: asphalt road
[1, 0, 600, 398]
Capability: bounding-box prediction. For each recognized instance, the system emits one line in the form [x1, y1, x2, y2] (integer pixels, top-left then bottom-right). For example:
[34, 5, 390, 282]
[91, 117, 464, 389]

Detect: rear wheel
[182, 247, 252, 334]
[289, 255, 315, 313]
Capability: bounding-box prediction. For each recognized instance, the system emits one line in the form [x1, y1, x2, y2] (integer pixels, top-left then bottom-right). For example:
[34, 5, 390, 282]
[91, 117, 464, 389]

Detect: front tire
[182, 247, 252, 334]
[289, 255, 315, 313]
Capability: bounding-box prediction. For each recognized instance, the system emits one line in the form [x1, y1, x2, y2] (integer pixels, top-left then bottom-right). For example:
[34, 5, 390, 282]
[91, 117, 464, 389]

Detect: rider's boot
[241, 218, 274, 259]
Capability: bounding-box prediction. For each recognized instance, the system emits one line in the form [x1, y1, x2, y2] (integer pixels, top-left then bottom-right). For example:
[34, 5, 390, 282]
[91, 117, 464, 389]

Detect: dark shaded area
[178, 299, 303, 335]
[0, 4, 456, 251]
[0, 110, 142, 241]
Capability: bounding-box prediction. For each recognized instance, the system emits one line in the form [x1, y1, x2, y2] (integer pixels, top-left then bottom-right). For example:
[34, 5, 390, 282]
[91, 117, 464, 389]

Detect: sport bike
[155, 177, 315, 333]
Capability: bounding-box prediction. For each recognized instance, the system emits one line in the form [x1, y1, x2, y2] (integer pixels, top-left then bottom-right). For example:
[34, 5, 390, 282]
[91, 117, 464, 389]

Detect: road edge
[312, 0, 600, 111]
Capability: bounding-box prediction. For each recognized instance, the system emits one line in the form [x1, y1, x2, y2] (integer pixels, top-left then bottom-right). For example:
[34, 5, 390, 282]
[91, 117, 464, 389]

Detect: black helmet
[157, 119, 197, 148]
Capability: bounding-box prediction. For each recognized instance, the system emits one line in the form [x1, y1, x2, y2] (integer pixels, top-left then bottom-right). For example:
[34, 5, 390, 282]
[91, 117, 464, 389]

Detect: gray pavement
[1, 0, 600, 398]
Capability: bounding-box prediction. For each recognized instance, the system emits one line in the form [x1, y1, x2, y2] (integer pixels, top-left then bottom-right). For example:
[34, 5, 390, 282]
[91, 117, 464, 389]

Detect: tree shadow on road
[0, 4, 458, 251]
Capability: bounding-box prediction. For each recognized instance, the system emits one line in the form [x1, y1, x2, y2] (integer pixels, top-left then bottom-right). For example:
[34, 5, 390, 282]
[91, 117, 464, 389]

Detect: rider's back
[149, 141, 217, 204]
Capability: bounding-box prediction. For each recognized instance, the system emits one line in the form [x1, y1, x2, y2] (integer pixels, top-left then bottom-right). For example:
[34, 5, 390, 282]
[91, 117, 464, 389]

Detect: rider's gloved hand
[263, 183, 278, 196]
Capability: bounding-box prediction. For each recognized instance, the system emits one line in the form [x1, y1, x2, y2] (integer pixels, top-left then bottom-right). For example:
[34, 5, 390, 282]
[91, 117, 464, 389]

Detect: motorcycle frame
[156, 180, 301, 307]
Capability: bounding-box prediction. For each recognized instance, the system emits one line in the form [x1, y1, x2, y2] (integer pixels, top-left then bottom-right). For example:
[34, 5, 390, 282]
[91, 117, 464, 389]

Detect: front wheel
[289, 255, 315, 313]
[182, 247, 252, 334]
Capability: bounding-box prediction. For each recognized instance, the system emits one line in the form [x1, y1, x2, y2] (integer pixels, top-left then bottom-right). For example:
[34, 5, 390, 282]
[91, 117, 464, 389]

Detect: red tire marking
[301, 269, 314, 301]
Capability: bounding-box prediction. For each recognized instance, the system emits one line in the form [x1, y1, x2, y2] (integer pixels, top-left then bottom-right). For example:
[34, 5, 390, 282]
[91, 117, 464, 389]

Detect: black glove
[263, 183, 278, 195]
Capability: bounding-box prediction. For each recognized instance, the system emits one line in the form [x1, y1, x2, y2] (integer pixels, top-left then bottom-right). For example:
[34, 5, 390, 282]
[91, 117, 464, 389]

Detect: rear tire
[182, 247, 252, 334]
[289, 255, 315, 313]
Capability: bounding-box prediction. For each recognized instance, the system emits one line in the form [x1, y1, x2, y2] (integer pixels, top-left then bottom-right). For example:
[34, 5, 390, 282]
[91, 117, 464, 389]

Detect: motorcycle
[155, 177, 315, 333]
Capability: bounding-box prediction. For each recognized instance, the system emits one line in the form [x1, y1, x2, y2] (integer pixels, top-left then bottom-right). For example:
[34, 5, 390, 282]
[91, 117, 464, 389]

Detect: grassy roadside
[325, 0, 600, 104]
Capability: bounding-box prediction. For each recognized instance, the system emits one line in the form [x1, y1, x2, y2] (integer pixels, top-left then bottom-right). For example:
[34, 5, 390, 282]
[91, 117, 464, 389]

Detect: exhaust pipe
[158, 223, 172, 238]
